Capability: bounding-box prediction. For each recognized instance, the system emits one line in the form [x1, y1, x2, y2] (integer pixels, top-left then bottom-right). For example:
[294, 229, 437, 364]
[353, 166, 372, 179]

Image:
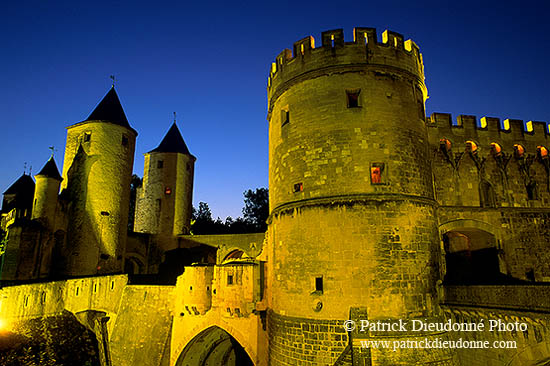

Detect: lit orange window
[514, 144, 525, 158]
[371, 167, 382, 184]
[440, 138, 451, 152]
[538, 146, 548, 158]
[165, 187, 172, 195]
[490, 143, 502, 155]
[466, 140, 478, 153]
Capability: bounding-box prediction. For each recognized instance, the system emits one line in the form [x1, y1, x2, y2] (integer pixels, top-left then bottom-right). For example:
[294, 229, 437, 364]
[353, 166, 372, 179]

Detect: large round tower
[266, 28, 451, 364]
[60, 87, 137, 276]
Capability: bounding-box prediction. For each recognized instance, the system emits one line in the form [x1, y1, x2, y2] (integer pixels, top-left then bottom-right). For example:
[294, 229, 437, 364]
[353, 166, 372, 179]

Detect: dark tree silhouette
[190, 188, 269, 234]
[242, 188, 269, 232]
[128, 174, 142, 231]
[191, 202, 224, 234]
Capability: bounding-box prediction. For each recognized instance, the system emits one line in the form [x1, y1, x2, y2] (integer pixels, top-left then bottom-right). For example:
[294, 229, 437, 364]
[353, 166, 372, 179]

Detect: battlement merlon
[427, 112, 550, 150]
[267, 27, 425, 102]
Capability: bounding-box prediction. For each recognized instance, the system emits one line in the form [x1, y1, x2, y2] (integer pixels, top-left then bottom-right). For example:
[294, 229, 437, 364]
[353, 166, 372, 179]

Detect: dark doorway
[443, 228, 502, 284]
[176, 326, 254, 366]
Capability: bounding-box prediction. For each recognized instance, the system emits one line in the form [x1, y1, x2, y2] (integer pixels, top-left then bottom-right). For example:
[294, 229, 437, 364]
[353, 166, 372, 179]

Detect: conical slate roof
[36, 156, 62, 181]
[83, 87, 131, 128]
[3, 174, 35, 195]
[148, 123, 192, 155]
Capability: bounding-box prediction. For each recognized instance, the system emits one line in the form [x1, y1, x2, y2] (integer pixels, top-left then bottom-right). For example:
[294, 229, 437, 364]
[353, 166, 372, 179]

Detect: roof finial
[110, 75, 116, 88]
[173, 112, 177, 125]
[23, 162, 27, 175]
[48, 146, 57, 158]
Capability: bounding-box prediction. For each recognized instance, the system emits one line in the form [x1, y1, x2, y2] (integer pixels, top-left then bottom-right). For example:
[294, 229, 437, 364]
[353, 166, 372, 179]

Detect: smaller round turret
[32, 156, 62, 229]
[134, 122, 195, 244]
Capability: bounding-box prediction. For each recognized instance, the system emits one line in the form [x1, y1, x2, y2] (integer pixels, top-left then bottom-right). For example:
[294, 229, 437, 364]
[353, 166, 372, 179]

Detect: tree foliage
[0, 313, 100, 366]
[128, 174, 142, 231]
[242, 188, 269, 232]
[190, 188, 268, 234]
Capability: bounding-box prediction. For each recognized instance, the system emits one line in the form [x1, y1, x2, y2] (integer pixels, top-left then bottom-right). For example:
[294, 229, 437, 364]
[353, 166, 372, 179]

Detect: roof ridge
[148, 122, 192, 155]
[36, 156, 62, 181]
[83, 87, 132, 129]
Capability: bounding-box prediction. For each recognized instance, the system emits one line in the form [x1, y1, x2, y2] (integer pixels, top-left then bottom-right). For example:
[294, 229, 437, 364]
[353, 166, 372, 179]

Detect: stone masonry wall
[268, 311, 348, 365]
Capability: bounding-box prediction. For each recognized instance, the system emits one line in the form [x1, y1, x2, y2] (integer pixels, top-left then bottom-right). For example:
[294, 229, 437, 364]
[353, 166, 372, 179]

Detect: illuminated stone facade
[1, 27, 550, 366]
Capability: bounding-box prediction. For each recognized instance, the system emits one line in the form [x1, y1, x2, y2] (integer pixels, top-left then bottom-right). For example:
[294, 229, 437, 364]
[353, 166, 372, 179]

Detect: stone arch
[74, 309, 112, 366]
[223, 249, 252, 262]
[219, 247, 254, 263]
[439, 220, 504, 284]
[439, 219, 500, 240]
[124, 253, 146, 274]
[506, 341, 550, 366]
[175, 325, 255, 366]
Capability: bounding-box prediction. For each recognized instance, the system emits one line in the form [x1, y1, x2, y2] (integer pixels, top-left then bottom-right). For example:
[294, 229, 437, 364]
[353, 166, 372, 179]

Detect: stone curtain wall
[268, 311, 348, 365]
[0, 275, 173, 366]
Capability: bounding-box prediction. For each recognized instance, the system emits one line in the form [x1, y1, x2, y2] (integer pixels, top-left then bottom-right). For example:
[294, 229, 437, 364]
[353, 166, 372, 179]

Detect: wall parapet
[0, 274, 128, 321]
[444, 285, 550, 313]
[428, 112, 550, 148]
[267, 27, 425, 108]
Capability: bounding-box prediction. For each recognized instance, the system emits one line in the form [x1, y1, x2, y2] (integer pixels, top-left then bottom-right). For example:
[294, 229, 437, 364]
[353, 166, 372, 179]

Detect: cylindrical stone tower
[32, 156, 62, 229]
[60, 87, 137, 276]
[266, 28, 452, 365]
[134, 122, 195, 245]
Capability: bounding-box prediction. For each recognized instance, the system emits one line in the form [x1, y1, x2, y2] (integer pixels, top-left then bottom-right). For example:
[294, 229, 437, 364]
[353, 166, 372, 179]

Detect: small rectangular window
[84, 132, 91, 142]
[370, 163, 385, 184]
[315, 277, 323, 293]
[122, 135, 128, 146]
[293, 183, 303, 192]
[227, 274, 234, 285]
[346, 89, 361, 108]
[157, 160, 164, 169]
[281, 109, 289, 126]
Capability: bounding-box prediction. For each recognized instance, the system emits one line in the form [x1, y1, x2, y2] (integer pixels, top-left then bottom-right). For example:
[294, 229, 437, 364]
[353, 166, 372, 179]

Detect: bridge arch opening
[175, 326, 254, 366]
[442, 226, 502, 284]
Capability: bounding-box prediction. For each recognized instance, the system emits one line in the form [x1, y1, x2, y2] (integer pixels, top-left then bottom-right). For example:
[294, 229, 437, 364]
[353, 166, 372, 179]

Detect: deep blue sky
[1, 1, 550, 220]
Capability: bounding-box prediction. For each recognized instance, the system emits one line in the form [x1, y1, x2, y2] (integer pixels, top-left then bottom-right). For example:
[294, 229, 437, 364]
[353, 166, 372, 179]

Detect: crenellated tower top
[267, 28, 425, 115]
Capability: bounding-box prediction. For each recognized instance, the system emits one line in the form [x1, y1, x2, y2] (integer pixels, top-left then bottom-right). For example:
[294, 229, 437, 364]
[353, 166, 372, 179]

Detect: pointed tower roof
[148, 123, 192, 155]
[3, 174, 35, 195]
[82, 87, 131, 129]
[36, 156, 62, 181]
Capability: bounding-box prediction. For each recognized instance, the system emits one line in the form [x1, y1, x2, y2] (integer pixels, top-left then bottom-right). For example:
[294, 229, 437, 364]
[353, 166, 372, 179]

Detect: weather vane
[48, 146, 57, 157]
[173, 112, 177, 124]
[23, 162, 27, 174]
[110, 75, 116, 87]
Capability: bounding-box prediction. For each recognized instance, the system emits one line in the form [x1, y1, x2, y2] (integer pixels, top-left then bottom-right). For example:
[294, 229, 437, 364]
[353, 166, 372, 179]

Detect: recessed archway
[442, 226, 502, 285]
[175, 326, 254, 366]
[506, 341, 550, 366]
